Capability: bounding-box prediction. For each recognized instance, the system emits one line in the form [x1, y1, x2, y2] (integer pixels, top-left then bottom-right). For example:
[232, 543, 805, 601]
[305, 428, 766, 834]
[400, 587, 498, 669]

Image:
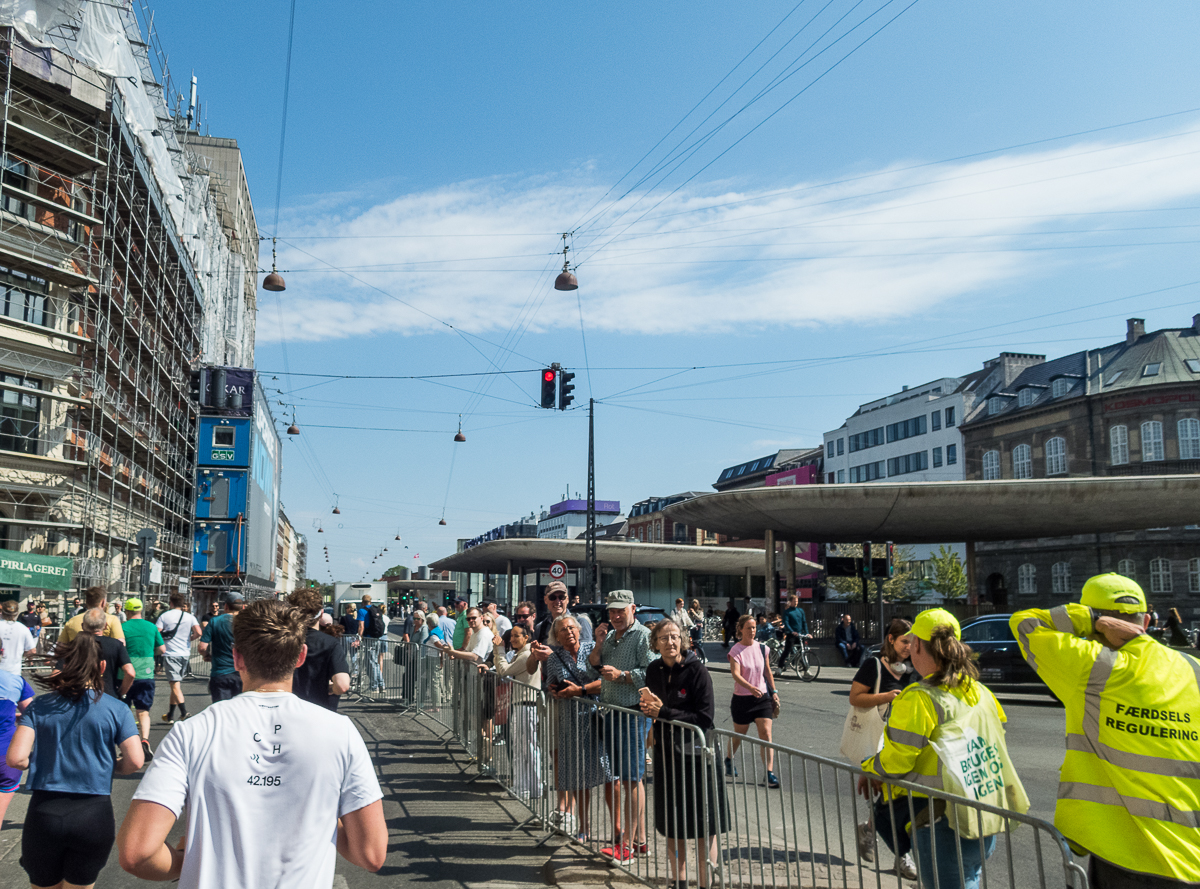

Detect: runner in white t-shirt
[118, 599, 387, 886]
[155, 594, 202, 723]
[0, 601, 36, 674]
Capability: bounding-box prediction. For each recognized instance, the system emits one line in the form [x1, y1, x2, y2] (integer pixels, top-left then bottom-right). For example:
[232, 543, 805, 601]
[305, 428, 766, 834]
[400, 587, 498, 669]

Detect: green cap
[1081, 573, 1146, 614]
[910, 608, 961, 641]
[124, 597, 143, 611]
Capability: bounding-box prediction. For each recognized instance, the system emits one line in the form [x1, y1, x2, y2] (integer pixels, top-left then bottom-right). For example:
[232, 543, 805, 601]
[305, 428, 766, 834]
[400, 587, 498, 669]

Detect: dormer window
[1143, 363, 1162, 377]
[1017, 388, 1036, 408]
[1051, 378, 1072, 398]
[987, 396, 1006, 415]
[1106, 370, 1124, 386]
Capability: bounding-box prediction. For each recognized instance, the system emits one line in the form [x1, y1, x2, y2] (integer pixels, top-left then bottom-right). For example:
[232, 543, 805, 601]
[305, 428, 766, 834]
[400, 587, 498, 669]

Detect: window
[1191, 558, 1200, 594]
[886, 415, 927, 443]
[982, 450, 1001, 480]
[887, 451, 929, 476]
[0, 266, 53, 330]
[0, 374, 41, 455]
[673, 522, 687, 542]
[932, 447, 943, 467]
[945, 407, 955, 427]
[1017, 388, 1036, 408]
[1110, 425, 1129, 465]
[1117, 559, 1136, 580]
[988, 396, 1006, 415]
[1143, 363, 1162, 377]
[848, 427, 886, 452]
[1012, 444, 1032, 479]
[1, 159, 32, 220]
[1141, 421, 1164, 462]
[1045, 437, 1067, 475]
[849, 461, 886, 483]
[1051, 378, 1072, 398]
[827, 472, 835, 484]
[1052, 561, 1072, 595]
[1186, 360, 1200, 374]
[931, 411, 941, 431]
[213, 427, 235, 447]
[837, 469, 845, 484]
[1106, 370, 1124, 386]
[1018, 563, 1036, 595]
[1179, 418, 1200, 460]
[1150, 558, 1172, 594]
[837, 438, 844, 456]
[947, 444, 957, 465]
[826, 441, 833, 458]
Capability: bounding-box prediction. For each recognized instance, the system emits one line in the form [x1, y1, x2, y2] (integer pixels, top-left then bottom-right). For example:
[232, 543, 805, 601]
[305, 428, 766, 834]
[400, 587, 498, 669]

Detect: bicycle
[771, 634, 821, 682]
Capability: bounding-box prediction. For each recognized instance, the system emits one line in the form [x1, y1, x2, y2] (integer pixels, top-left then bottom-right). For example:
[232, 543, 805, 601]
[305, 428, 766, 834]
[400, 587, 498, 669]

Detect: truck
[332, 582, 389, 619]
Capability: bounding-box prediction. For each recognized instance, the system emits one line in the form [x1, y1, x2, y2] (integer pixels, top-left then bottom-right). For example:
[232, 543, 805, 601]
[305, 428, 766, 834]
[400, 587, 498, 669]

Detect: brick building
[962, 317, 1200, 615]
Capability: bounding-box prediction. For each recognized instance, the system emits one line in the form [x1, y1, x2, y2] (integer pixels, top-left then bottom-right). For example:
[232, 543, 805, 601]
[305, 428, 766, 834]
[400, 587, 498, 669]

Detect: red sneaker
[601, 844, 633, 862]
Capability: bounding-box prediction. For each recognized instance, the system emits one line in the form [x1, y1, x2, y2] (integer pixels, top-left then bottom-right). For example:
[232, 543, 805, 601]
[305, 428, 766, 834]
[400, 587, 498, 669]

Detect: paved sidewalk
[0, 678, 564, 889]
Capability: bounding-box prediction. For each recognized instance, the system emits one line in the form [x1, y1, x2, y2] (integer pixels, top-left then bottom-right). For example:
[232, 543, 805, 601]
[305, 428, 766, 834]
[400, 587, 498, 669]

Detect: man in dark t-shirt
[80, 608, 133, 699]
[288, 589, 351, 710]
[199, 594, 244, 702]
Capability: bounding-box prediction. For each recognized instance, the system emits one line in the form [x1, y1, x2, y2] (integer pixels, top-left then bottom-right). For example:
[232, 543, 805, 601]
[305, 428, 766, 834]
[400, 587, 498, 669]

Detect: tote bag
[839, 658, 888, 764]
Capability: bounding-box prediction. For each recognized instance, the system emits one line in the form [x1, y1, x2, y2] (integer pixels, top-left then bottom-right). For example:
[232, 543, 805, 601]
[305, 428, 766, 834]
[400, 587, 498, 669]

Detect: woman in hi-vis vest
[858, 609, 1029, 889]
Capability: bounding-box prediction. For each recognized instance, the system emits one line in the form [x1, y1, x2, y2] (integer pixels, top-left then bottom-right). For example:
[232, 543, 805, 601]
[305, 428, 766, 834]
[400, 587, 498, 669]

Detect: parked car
[866, 613, 1047, 688]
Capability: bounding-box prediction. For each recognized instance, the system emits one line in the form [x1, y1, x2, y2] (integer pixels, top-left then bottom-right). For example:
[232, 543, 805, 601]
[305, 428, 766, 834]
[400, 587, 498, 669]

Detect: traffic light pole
[585, 398, 597, 603]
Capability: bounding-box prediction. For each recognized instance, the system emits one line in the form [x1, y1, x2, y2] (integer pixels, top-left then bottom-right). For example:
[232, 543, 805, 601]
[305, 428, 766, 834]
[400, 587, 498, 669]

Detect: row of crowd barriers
[182, 634, 1088, 888]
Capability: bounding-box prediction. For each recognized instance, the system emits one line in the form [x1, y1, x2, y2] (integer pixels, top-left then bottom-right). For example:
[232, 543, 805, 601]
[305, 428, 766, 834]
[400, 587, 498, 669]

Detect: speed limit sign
[548, 560, 568, 580]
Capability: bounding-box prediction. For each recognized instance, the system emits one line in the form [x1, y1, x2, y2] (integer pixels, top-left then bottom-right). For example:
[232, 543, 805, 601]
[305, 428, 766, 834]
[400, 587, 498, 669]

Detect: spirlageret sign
[0, 548, 73, 591]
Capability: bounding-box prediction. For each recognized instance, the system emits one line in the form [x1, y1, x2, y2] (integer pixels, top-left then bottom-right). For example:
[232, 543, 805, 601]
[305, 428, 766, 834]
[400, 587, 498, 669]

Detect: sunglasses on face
[547, 594, 567, 602]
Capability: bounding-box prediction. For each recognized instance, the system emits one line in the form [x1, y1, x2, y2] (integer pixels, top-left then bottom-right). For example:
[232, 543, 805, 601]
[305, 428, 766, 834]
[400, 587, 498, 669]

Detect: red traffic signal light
[543, 370, 555, 382]
[540, 367, 557, 409]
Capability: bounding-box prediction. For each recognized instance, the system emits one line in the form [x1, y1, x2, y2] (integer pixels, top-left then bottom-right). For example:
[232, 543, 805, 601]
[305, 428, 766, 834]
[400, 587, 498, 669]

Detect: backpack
[364, 605, 386, 638]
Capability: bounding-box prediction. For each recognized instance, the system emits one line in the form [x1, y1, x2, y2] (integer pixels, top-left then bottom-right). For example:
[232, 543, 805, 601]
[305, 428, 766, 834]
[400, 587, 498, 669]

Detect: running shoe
[160, 713, 174, 724]
[855, 821, 876, 863]
[895, 853, 918, 881]
[634, 843, 648, 856]
[767, 771, 781, 788]
[600, 843, 633, 862]
[141, 739, 154, 763]
[724, 757, 737, 777]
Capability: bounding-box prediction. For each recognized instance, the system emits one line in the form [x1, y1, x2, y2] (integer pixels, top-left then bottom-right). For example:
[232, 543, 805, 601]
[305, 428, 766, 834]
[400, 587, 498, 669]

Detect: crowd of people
[1, 569, 1198, 888]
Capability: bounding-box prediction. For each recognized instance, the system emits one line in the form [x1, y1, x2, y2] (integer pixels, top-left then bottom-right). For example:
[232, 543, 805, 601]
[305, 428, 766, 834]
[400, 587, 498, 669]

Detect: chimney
[1193, 313, 1200, 334]
[1127, 318, 1145, 345]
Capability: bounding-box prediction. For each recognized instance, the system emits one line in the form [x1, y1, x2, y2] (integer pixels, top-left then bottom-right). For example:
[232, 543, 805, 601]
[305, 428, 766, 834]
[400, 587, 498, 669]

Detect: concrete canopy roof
[428, 538, 818, 576]
[662, 476, 1200, 544]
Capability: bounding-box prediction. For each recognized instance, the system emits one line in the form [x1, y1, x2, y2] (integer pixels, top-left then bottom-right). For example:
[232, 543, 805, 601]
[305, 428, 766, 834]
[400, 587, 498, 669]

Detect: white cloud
[260, 127, 1200, 342]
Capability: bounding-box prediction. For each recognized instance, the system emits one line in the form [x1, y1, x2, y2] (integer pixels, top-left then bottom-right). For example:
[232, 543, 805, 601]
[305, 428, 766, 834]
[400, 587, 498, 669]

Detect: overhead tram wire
[268, 0, 300, 398]
[576, 0, 924, 268]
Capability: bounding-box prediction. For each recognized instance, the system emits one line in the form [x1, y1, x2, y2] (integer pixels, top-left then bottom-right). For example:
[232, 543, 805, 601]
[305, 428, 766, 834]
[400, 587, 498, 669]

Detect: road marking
[332, 875, 350, 889]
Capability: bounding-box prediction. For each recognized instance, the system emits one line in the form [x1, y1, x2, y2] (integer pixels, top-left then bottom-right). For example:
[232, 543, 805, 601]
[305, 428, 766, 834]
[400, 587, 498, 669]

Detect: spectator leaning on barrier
[482, 598, 512, 636]
[120, 598, 165, 763]
[60, 585, 125, 645]
[420, 613, 446, 712]
[640, 617, 728, 889]
[494, 621, 542, 800]
[157, 592, 202, 723]
[199, 594, 244, 704]
[590, 588, 652, 863]
[118, 598, 387, 886]
[859, 608, 1029, 889]
[450, 597, 470, 649]
[0, 600, 35, 676]
[1011, 573, 1200, 888]
[528, 581, 593, 676]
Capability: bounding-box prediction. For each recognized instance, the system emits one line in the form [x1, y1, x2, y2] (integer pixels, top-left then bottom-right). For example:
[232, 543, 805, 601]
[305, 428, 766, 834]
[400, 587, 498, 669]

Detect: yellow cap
[124, 597, 143, 611]
[1080, 573, 1146, 614]
[910, 608, 961, 641]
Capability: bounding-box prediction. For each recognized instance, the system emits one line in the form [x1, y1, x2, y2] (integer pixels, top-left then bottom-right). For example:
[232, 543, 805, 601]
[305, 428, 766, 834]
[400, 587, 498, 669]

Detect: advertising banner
[0, 548, 73, 590]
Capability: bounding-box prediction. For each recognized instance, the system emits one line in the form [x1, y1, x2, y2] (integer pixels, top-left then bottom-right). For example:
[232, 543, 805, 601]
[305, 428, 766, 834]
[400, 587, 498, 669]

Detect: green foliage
[929, 545, 969, 602]
[381, 564, 407, 578]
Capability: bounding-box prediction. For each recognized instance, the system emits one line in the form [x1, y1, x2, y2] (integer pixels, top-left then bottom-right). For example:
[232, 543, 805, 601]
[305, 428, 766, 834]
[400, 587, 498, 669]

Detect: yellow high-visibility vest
[1012, 604, 1200, 882]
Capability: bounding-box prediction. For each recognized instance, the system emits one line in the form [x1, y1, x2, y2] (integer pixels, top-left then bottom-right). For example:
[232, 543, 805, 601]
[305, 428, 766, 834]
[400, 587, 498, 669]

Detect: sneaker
[141, 739, 154, 763]
[724, 757, 737, 777]
[855, 821, 876, 863]
[600, 843, 633, 863]
[634, 843, 648, 856]
[767, 771, 780, 788]
[548, 811, 565, 827]
[894, 853, 918, 881]
[160, 713, 174, 724]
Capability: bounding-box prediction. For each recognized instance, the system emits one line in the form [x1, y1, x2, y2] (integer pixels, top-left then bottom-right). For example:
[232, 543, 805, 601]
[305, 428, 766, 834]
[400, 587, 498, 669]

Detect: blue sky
[153, 1, 1200, 582]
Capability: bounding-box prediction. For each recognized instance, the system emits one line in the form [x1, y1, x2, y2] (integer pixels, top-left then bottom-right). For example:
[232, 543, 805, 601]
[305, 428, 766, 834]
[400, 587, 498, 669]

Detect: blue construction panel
[197, 416, 251, 467]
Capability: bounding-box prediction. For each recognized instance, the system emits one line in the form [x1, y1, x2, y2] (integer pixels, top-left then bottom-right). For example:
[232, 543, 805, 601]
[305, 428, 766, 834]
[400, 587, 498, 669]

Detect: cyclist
[780, 595, 811, 672]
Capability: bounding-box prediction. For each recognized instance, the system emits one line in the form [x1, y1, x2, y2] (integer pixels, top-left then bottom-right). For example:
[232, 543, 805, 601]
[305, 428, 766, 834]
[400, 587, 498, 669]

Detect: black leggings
[21, 790, 115, 887]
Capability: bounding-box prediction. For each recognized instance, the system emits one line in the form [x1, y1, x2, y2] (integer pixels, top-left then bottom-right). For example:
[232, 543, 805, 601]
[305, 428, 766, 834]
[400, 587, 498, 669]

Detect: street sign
[548, 560, 567, 580]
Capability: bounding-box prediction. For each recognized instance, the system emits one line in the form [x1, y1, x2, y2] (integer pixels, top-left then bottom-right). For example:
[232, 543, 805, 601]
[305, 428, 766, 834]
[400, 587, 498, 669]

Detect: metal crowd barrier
[188, 638, 211, 680]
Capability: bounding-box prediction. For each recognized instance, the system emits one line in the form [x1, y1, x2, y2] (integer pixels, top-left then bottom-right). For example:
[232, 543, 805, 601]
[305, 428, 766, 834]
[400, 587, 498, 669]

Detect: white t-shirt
[0, 619, 35, 674]
[133, 691, 382, 889]
[492, 613, 512, 636]
[156, 609, 199, 657]
[465, 626, 494, 660]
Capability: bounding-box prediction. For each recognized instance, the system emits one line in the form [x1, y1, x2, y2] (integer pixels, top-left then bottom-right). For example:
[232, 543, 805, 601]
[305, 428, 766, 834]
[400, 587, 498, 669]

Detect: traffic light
[559, 370, 575, 410]
[188, 369, 205, 405]
[885, 541, 895, 578]
[540, 368, 557, 409]
[862, 541, 872, 578]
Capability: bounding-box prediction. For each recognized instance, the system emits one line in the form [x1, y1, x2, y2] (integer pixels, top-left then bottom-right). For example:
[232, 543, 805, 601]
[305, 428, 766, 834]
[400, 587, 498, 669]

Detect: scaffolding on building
[0, 1, 259, 610]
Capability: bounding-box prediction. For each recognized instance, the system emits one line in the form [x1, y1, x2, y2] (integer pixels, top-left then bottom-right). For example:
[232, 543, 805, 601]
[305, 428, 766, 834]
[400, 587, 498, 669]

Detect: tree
[381, 564, 408, 578]
[929, 545, 969, 602]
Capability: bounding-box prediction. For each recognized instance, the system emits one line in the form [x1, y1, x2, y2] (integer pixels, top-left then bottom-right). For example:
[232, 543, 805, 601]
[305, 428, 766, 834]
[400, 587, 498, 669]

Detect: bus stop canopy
[428, 538, 819, 575]
[661, 475, 1200, 544]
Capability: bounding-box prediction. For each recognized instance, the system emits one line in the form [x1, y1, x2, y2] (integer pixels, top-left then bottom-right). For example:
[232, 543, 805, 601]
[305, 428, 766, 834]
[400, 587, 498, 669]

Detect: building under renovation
[0, 2, 259, 614]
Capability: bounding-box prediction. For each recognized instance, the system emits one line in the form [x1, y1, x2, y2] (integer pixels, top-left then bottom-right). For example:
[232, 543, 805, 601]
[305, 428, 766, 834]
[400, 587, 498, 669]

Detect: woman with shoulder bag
[725, 615, 780, 788]
[842, 617, 917, 880]
[857, 609, 1029, 889]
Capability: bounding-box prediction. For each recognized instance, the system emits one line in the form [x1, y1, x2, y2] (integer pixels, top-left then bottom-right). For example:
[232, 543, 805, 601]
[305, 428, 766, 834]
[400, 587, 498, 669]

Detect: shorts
[605, 711, 648, 781]
[731, 693, 774, 725]
[209, 673, 242, 702]
[21, 790, 115, 887]
[125, 678, 156, 712]
[163, 654, 189, 682]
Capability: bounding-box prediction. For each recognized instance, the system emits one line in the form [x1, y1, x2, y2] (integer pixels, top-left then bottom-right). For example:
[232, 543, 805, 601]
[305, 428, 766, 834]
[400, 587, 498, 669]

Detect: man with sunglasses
[528, 581, 592, 673]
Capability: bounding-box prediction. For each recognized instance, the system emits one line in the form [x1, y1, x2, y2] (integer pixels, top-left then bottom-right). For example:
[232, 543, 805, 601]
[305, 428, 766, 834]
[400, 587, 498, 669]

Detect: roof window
[1106, 370, 1124, 386]
[1143, 363, 1162, 377]
[1185, 359, 1200, 374]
